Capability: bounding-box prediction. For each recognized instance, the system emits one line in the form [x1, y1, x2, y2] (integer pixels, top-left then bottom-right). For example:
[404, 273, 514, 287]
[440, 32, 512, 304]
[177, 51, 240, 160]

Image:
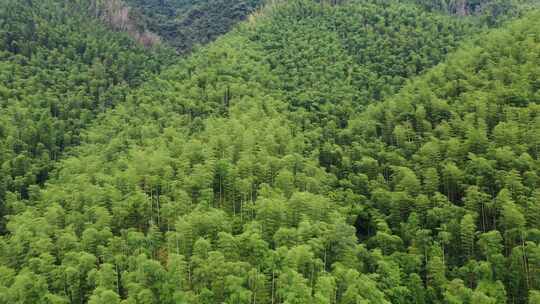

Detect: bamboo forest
[0, 0, 539, 303]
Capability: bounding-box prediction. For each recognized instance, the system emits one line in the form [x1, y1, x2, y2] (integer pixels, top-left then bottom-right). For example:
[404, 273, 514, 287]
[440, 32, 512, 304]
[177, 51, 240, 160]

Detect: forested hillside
[123, 0, 264, 52]
[0, 0, 172, 231]
[412, 0, 527, 20]
[340, 12, 540, 303]
[0, 0, 539, 303]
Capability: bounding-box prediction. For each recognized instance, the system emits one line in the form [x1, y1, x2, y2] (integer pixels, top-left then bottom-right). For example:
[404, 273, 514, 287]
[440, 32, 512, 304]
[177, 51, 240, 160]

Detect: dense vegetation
[340, 13, 540, 303]
[412, 0, 535, 21]
[123, 0, 264, 52]
[0, 0, 539, 303]
[0, 0, 172, 230]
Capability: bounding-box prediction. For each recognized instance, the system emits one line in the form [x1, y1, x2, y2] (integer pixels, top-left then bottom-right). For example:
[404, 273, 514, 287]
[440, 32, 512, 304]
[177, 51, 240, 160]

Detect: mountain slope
[246, 0, 476, 122]
[0, 0, 539, 304]
[411, 0, 535, 21]
[342, 12, 540, 302]
[0, 0, 172, 230]
[123, 0, 264, 52]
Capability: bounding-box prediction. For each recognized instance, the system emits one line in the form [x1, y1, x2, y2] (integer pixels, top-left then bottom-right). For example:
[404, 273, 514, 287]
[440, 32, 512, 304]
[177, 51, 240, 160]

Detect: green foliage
[409, 0, 539, 25]
[1, 0, 539, 303]
[246, 0, 477, 131]
[124, 0, 264, 52]
[0, 0, 173, 230]
[342, 10, 540, 303]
